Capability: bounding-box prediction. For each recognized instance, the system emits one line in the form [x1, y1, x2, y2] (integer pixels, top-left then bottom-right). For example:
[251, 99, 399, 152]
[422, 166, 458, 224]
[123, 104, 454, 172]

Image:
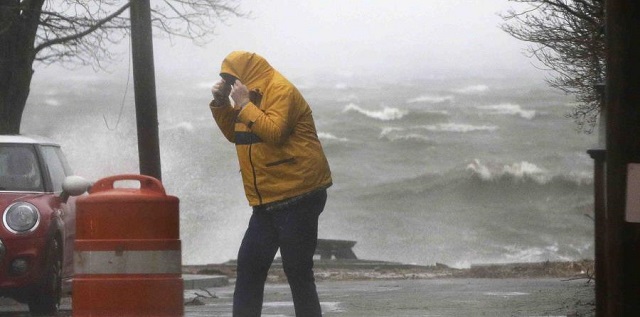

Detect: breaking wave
[420, 123, 498, 133]
[465, 159, 592, 186]
[378, 124, 497, 142]
[343, 103, 408, 120]
[379, 127, 433, 143]
[318, 132, 349, 142]
[476, 103, 536, 120]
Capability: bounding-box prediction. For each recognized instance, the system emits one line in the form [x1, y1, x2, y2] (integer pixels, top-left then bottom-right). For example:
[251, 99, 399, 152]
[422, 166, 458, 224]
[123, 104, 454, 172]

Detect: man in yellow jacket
[210, 51, 332, 316]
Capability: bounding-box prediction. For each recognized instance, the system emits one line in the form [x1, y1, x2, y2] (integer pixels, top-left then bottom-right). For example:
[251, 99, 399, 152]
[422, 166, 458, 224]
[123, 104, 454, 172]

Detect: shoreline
[183, 259, 595, 282]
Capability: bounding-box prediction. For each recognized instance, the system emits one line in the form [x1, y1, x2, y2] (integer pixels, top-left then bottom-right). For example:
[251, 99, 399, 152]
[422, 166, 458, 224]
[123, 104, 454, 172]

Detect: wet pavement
[184, 278, 594, 317]
[0, 277, 594, 316]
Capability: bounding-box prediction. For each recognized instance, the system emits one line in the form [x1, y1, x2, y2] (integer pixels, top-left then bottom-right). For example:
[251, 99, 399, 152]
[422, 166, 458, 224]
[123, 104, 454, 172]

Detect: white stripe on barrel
[75, 250, 182, 275]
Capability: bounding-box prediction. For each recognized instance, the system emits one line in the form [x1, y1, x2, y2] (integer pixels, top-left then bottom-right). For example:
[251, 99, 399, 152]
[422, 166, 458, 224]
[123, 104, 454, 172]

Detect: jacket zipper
[248, 144, 262, 205]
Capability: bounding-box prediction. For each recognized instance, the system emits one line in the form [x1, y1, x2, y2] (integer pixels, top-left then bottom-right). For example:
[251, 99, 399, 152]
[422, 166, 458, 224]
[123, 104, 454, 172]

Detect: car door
[39, 145, 77, 279]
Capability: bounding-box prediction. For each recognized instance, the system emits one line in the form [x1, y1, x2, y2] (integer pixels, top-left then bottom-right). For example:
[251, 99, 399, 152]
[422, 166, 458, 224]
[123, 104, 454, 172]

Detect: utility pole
[604, 0, 640, 315]
[130, 0, 162, 180]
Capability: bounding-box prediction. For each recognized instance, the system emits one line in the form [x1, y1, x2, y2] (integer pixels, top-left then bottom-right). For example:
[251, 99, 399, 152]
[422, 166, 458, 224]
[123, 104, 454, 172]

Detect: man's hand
[211, 79, 232, 107]
[230, 81, 250, 110]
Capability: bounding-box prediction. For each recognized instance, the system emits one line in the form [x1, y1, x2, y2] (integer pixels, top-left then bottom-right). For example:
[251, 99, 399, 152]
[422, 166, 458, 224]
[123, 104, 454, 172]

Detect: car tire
[27, 238, 62, 316]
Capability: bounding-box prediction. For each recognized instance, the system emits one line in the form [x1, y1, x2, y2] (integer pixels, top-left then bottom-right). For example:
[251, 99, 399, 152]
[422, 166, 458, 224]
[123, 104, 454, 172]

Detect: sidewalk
[184, 277, 595, 317]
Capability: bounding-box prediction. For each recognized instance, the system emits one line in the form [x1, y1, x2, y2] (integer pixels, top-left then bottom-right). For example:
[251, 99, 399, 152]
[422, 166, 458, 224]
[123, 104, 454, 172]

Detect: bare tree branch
[34, 2, 130, 54]
[501, 0, 605, 132]
[31, 0, 247, 66]
[0, 0, 247, 134]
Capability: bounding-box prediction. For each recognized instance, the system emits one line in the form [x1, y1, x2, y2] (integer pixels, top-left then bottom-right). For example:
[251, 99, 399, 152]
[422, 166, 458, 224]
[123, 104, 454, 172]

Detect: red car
[0, 135, 90, 315]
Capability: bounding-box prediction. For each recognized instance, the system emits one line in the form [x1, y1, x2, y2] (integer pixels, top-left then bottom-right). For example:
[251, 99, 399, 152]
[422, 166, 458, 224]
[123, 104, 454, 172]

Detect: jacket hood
[220, 51, 274, 92]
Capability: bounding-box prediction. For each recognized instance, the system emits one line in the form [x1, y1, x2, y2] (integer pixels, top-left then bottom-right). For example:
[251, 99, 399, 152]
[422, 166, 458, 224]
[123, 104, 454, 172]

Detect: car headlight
[3, 202, 40, 234]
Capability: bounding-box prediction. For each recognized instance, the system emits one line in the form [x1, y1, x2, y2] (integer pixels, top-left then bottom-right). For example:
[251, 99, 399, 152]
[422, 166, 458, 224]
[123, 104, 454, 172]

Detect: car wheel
[28, 238, 62, 316]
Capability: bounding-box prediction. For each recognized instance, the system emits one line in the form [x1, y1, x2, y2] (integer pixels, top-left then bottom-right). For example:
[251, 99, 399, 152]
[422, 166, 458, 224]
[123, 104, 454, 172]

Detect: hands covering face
[211, 80, 232, 107]
[211, 79, 250, 110]
[230, 80, 250, 110]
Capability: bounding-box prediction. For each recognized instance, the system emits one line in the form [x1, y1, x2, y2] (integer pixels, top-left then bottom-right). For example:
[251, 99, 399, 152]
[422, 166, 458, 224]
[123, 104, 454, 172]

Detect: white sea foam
[379, 124, 496, 141]
[379, 127, 432, 142]
[453, 84, 489, 94]
[380, 127, 403, 135]
[392, 133, 432, 142]
[318, 132, 348, 142]
[466, 159, 548, 183]
[406, 94, 455, 104]
[343, 103, 407, 120]
[421, 123, 498, 133]
[477, 103, 536, 119]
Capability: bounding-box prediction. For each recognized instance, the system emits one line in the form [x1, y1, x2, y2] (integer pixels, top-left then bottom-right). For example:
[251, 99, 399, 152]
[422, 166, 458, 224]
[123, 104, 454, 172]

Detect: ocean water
[23, 74, 596, 268]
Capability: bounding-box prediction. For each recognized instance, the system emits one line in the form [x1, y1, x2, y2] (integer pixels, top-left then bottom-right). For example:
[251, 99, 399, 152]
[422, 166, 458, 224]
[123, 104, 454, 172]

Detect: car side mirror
[60, 176, 92, 203]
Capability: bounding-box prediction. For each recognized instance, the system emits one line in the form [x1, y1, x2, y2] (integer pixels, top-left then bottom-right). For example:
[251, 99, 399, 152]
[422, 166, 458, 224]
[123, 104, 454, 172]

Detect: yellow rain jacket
[210, 51, 332, 206]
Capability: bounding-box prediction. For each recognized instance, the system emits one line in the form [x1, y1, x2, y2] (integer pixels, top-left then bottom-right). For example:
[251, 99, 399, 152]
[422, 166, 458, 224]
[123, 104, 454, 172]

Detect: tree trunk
[0, 0, 42, 135]
[0, 60, 33, 135]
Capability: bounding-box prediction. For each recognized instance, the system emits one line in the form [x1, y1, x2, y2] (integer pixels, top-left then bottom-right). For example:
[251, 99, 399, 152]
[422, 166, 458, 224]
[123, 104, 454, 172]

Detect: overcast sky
[38, 0, 542, 83]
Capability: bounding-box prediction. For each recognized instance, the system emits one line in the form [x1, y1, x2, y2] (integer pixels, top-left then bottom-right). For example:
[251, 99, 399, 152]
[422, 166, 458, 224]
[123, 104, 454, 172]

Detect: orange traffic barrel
[72, 174, 183, 317]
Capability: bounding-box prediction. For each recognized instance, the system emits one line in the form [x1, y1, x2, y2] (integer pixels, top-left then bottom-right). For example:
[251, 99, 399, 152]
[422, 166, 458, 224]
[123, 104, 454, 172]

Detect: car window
[40, 146, 72, 193]
[0, 145, 44, 192]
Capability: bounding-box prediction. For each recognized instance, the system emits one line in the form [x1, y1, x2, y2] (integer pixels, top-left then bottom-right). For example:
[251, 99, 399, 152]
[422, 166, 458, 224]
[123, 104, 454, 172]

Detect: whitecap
[420, 123, 498, 133]
[466, 159, 549, 183]
[477, 103, 536, 119]
[343, 103, 407, 120]
[380, 127, 404, 135]
[406, 94, 455, 104]
[318, 132, 348, 142]
[379, 127, 432, 143]
[466, 159, 493, 180]
[453, 84, 489, 94]
[503, 161, 546, 179]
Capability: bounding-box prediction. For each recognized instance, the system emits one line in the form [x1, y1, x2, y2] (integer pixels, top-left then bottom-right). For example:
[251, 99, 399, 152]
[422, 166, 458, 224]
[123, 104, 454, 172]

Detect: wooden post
[604, 0, 640, 315]
[587, 149, 606, 317]
[130, 0, 162, 180]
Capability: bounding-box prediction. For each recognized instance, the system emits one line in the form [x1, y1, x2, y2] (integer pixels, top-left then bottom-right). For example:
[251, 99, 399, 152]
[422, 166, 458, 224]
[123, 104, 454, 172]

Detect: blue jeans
[233, 189, 327, 317]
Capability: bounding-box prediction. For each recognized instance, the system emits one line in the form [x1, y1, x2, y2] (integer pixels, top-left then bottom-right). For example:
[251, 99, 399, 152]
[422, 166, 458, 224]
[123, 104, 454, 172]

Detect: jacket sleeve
[236, 85, 300, 146]
[209, 100, 238, 143]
